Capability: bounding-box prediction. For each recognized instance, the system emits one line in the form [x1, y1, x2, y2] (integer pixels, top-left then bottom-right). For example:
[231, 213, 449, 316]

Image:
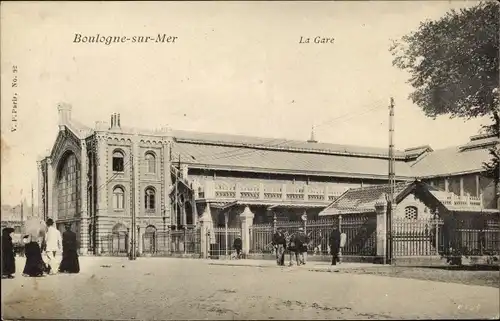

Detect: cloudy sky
[0, 1, 487, 206]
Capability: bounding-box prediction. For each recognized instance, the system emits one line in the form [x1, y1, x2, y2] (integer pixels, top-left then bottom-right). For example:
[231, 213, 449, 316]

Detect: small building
[319, 180, 499, 262]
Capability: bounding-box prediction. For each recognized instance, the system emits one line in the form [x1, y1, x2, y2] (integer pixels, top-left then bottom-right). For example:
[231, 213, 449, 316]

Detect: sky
[0, 0, 488, 206]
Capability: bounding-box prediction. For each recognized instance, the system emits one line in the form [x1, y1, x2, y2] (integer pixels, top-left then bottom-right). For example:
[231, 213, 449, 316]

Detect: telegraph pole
[20, 200, 23, 224]
[387, 97, 395, 264]
[175, 154, 180, 230]
[130, 154, 137, 260]
[31, 184, 34, 218]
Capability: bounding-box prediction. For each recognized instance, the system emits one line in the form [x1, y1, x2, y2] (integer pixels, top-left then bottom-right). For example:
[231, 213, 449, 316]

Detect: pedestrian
[272, 228, 286, 266]
[233, 233, 242, 259]
[286, 231, 297, 266]
[2, 227, 16, 279]
[295, 228, 307, 265]
[329, 224, 342, 265]
[22, 234, 45, 277]
[58, 223, 80, 274]
[44, 218, 62, 275]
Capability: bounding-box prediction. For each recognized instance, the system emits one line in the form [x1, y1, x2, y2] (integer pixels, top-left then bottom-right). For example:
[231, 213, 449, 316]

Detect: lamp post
[162, 209, 167, 250]
[434, 208, 439, 255]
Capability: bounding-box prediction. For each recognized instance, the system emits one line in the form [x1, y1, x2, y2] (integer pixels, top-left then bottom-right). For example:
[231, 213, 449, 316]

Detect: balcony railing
[434, 192, 483, 208]
[196, 180, 348, 203]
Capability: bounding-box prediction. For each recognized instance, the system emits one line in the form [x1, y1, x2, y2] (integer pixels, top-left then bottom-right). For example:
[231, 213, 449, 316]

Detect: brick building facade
[37, 103, 498, 255]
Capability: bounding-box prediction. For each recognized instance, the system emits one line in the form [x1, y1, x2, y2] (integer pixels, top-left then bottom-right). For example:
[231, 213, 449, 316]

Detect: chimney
[57, 103, 72, 128]
[109, 113, 121, 130]
[307, 125, 318, 143]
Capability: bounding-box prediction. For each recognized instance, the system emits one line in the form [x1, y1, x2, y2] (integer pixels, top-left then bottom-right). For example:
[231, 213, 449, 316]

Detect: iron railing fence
[341, 214, 377, 256]
[209, 227, 242, 258]
[141, 228, 201, 256]
[250, 223, 274, 254]
[392, 218, 444, 257]
[100, 233, 129, 256]
[249, 215, 376, 257]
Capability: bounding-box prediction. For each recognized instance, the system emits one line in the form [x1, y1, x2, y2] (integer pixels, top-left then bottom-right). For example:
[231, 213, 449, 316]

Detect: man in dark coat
[294, 228, 308, 265]
[272, 228, 287, 266]
[233, 233, 242, 259]
[329, 224, 342, 265]
[58, 224, 80, 273]
[2, 227, 16, 278]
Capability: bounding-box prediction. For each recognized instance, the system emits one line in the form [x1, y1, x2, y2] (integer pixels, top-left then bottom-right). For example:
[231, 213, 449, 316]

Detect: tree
[390, 1, 499, 209]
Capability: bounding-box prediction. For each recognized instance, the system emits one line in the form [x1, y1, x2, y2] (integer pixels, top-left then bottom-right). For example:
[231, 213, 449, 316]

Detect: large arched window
[112, 150, 124, 172]
[145, 152, 156, 174]
[145, 187, 155, 211]
[405, 206, 418, 220]
[113, 186, 125, 210]
[57, 152, 81, 219]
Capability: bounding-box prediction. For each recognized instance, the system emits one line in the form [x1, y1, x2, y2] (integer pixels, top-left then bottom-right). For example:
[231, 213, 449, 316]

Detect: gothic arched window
[145, 187, 155, 211]
[145, 152, 156, 174]
[113, 186, 125, 210]
[57, 152, 80, 219]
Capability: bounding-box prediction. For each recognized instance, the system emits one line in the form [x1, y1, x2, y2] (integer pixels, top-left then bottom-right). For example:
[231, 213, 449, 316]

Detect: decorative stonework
[140, 139, 163, 146]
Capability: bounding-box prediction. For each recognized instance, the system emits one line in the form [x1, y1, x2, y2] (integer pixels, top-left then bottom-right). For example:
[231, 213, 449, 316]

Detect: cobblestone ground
[2, 257, 499, 320]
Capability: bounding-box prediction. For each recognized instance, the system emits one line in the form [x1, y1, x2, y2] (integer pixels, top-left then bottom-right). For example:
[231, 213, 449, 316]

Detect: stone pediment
[51, 127, 82, 167]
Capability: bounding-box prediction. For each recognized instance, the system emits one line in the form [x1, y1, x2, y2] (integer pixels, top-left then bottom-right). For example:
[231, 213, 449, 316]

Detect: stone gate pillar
[199, 204, 213, 258]
[137, 226, 143, 255]
[239, 206, 254, 258]
[375, 201, 387, 264]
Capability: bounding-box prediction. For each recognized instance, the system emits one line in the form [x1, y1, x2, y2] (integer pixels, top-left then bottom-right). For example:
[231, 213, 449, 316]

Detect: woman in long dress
[2, 227, 16, 279]
[22, 234, 45, 277]
[58, 224, 80, 273]
[22, 217, 48, 277]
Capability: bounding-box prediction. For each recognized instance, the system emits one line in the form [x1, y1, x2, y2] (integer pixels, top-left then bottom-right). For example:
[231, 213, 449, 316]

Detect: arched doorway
[143, 225, 157, 254]
[110, 223, 128, 255]
[185, 203, 193, 226]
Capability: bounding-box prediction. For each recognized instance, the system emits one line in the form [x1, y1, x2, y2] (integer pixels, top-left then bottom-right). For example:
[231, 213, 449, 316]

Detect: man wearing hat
[295, 227, 308, 265]
[272, 227, 286, 266]
[44, 218, 62, 275]
[233, 232, 242, 259]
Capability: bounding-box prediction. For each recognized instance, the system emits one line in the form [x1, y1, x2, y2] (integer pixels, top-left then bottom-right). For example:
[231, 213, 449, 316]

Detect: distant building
[37, 103, 498, 255]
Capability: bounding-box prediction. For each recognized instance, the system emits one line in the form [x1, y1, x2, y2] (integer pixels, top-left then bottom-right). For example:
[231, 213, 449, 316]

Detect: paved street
[2, 257, 499, 320]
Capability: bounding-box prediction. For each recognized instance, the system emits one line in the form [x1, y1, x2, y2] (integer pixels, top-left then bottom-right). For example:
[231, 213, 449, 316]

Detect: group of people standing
[2, 218, 80, 279]
[272, 224, 343, 267]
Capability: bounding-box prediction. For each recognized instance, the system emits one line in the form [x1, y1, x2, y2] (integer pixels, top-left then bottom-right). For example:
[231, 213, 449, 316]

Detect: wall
[395, 192, 434, 220]
[106, 139, 133, 218]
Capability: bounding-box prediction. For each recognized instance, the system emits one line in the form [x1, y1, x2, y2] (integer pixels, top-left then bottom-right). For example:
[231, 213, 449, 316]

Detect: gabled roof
[171, 141, 415, 179]
[411, 133, 497, 178]
[319, 181, 414, 215]
[320, 180, 497, 216]
[171, 129, 408, 159]
[410, 145, 491, 178]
